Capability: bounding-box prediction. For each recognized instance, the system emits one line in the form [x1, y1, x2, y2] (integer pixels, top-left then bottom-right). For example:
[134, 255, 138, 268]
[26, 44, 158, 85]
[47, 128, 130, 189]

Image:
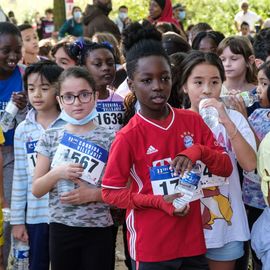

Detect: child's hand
[53, 163, 83, 181]
[173, 204, 190, 217]
[11, 92, 27, 110]
[12, 224, 28, 242]
[60, 179, 100, 204]
[163, 192, 190, 217]
[170, 155, 193, 176]
[201, 98, 230, 125]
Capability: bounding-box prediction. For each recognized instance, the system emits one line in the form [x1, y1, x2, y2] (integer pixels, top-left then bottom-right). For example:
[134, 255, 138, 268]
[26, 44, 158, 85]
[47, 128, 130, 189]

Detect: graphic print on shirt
[181, 131, 194, 148]
[201, 131, 233, 230]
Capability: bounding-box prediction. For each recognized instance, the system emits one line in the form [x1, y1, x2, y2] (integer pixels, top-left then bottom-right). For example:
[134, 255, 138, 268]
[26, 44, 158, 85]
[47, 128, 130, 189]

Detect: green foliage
[177, 0, 269, 35]
[2, 0, 269, 36]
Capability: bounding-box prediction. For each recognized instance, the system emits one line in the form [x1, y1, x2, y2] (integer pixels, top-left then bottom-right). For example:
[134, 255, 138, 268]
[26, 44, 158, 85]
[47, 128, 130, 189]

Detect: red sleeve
[102, 133, 175, 216]
[102, 133, 133, 188]
[180, 144, 232, 177]
[179, 118, 233, 177]
[102, 188, 175, 216]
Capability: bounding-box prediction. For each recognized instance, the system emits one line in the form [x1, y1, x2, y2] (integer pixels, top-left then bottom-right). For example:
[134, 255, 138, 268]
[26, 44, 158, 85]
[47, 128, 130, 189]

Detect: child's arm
[32, 153, 83, 198]
[10, 125, 29, 241]
[203, 98, 257, 172]
[60, 179, 102, 204]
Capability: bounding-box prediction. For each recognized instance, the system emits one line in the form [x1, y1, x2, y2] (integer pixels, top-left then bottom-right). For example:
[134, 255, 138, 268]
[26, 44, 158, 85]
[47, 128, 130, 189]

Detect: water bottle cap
[199, 98, 208, 111]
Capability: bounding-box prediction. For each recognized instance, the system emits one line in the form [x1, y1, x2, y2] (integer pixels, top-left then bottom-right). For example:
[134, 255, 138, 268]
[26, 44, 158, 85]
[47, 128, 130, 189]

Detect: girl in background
[241, 60, 270, 270]
[217, 36, 258, 115]
[51, 36, 77, 69]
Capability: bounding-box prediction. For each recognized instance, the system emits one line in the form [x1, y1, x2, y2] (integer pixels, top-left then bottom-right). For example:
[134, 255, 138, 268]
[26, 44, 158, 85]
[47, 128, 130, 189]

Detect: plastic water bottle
[220, 90, 259, 108]
[0, 99, 19, 132]
[13, 238, 29, 270]
[57, 150, 75, 196]
[2, 208, 11, 222]
[199, 99, 219, 129]
[173, 164, 201, 209]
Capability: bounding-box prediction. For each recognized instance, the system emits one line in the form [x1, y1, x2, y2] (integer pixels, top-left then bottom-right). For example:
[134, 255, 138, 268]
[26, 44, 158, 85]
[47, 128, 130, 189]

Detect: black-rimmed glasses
[60, 92, 93, 105]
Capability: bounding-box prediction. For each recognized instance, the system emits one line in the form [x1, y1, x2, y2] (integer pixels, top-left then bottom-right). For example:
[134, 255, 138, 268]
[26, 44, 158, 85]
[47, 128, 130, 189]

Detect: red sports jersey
[102, 106, 232, 262]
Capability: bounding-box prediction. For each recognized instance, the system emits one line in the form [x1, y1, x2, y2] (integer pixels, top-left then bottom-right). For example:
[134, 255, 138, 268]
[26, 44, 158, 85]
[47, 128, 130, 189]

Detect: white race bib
[96, 101, 124, 130]
[51, 133, 108, 185]
[26, 140, 38, 176]
[149, 165, 203, 201]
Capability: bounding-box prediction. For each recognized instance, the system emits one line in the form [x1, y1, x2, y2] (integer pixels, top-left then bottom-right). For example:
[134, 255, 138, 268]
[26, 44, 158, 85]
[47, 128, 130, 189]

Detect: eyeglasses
[60, 91, 93, 105]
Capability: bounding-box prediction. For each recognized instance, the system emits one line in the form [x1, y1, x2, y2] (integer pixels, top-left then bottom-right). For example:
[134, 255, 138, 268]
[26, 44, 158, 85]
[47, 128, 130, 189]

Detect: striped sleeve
[10, 123, 28, 224]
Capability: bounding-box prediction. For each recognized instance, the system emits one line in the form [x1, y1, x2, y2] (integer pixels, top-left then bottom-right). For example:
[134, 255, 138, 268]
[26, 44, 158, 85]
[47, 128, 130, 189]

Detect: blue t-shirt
[0, 66, 23, 145]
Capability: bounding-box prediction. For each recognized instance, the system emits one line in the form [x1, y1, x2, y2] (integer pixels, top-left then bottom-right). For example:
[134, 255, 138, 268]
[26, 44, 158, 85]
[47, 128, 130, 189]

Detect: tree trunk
[53, 0, 66, 30]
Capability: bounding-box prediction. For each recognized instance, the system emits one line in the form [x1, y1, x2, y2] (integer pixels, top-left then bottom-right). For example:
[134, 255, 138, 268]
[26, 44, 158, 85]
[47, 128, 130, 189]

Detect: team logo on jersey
[181, 131, 194, 148]
[146, 145, 158, 155]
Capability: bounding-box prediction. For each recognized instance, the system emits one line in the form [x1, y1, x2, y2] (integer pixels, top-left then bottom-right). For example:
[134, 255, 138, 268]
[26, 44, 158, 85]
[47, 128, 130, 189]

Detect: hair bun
[122, 20, 162, 52]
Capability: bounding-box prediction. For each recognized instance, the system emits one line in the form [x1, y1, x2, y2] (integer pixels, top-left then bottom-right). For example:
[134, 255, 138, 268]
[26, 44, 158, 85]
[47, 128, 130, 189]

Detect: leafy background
[1, 0, 269, 36]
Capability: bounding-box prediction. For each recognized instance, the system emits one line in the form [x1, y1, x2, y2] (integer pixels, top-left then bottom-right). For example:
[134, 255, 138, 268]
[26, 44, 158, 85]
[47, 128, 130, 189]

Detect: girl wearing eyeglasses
[32, 66, 116, 270]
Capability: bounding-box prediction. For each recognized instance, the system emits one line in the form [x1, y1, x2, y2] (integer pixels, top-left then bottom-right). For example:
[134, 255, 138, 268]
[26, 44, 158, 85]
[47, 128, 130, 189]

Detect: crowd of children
[0, 0, 270, 269]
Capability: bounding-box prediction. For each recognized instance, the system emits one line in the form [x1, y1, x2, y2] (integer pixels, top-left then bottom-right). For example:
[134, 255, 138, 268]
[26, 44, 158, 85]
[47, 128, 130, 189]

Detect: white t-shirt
[234, 10, 261, 31]
[0, 7, 7, 22]
[202, 109, 255, 249]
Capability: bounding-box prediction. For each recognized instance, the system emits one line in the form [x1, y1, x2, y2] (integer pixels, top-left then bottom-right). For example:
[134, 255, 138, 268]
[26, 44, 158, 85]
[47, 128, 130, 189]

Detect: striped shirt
[10, 109, 65, 225]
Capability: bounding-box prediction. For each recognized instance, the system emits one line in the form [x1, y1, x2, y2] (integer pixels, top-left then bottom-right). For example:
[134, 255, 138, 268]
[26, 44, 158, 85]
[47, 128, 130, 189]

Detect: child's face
[241, 25, 250, 36]
[128, 55, 172, 118]
[54, 47, 76, 70]
[183, 63, 222, 112]
[58, 77, 98, 120]
[257, 69, 270, 108]
[21, 28, 39, 55]
[85, 48, 115, 89]
[0, 34, 22, 73]
[199, 37, 217, 53]
[149, 0, 162, 20]
[27, 73, 58, 111]
[219, 47, 247, 80]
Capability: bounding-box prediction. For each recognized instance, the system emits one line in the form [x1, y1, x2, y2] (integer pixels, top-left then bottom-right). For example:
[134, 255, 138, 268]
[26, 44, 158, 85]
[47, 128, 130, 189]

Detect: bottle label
[149, 165, 203, 200]
[180, 170, 201, 187]
[5, 101, 19, 116]
[13, 248, 29, 259]
[173, 186, 194, 209]
[26, 140, 38, 176]
[51, 132, 109, 186]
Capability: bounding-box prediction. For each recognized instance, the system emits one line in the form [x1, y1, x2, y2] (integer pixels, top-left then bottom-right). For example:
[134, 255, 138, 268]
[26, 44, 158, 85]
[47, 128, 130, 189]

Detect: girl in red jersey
[101, 21, 233, 270]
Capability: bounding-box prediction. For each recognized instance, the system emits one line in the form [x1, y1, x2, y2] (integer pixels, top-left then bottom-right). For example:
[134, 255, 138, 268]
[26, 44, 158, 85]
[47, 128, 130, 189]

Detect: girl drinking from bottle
[217, 36, 258, 115]
[240, 60, 270, 270]
[10, 60, 64, 270]
[180, 50, 256, 270]
[32, 67, 115, 270]
[101, 21, 233, 270]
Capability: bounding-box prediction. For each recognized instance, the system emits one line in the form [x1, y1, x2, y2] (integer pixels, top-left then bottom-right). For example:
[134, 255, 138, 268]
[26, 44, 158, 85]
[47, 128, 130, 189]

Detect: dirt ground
[115, 226, 128, 270]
